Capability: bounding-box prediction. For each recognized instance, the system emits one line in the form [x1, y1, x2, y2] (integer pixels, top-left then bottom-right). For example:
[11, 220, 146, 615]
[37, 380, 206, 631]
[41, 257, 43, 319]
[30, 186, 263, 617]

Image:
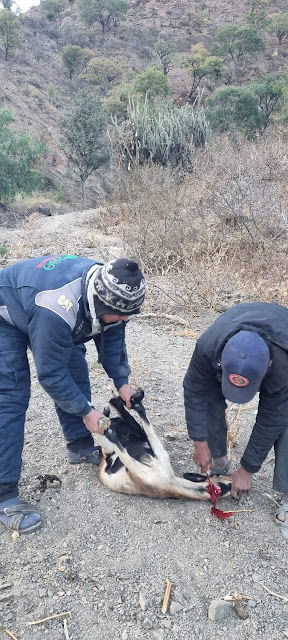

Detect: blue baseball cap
[221, 331, 270, 403]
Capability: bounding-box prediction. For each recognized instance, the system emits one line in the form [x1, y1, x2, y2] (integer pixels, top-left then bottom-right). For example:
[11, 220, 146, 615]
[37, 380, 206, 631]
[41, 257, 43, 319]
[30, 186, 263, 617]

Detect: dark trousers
[207, 389, 288, 493]
[0, 320, 92, 496]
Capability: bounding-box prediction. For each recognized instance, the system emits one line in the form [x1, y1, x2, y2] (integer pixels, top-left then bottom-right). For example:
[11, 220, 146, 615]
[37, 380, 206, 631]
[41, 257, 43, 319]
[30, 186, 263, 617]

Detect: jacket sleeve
[240, 387, 288, 473]
[28, 306, 91, 416]
[183, 343, 218, 441]
[94, 322, 131, 390]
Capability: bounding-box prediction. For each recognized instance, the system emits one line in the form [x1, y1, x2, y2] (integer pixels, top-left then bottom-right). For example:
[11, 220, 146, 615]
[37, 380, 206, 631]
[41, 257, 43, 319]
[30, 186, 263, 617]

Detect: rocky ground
[0, 210, 287, 640]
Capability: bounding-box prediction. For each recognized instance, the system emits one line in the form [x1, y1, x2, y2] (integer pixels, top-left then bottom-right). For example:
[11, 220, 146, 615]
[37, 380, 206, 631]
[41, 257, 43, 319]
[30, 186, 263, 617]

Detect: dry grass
[102, 134, 288, 313]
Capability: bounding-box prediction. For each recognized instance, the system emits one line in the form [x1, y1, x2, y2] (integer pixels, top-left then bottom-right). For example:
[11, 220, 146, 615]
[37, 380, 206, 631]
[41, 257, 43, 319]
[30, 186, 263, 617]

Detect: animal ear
[183, 472, 207, 483]
[103, 406, 110, 417]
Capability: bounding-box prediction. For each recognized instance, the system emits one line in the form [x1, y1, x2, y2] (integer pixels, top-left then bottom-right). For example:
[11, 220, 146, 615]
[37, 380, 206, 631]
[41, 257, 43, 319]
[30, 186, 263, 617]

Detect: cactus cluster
[111, 97, 210, 170]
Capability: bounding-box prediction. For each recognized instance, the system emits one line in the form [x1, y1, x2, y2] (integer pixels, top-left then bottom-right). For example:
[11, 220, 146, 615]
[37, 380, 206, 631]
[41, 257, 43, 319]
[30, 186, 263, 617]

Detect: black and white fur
[93, 391, 231, 501]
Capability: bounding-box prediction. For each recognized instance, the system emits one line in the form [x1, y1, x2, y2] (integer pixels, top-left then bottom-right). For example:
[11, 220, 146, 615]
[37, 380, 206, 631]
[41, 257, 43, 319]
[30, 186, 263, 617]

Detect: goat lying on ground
[93, 390, 231, 501]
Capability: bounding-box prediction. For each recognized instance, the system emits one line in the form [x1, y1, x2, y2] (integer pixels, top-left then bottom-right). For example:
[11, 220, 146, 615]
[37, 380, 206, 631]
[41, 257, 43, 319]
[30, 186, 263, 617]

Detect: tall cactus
[110, 97, 210, 169]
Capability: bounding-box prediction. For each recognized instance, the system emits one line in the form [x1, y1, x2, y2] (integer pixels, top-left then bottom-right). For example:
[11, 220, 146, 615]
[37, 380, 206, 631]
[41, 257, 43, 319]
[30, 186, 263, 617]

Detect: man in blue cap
[183, 302, 288, 525]
[0, 254, 146, 535]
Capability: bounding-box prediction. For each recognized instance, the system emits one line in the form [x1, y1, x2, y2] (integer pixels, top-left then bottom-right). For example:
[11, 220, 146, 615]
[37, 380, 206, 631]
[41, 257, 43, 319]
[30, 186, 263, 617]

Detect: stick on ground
[27, 612, 71, 626]
[162, 578, 172, 613]
[254, 581, 288, 603]
[5, 630, 18, 640]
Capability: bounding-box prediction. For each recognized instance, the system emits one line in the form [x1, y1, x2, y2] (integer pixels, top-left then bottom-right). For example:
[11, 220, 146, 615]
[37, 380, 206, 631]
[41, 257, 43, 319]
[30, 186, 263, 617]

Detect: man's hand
[231, 466, 253, 498]
[118, 384, 134, 409]
[193, 441, 212, 473]
[83, 408, 105, 434]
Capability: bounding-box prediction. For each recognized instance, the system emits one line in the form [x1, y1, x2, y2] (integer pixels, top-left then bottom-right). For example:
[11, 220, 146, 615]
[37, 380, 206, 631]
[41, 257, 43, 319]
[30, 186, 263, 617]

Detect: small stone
[142, 618, 153, 630]
[283, 630, 288, 639]
[252, 574, 264, 583]
[153, 630, 164, 639]
[122, 631, 128, 640]
[208, 599, 233, 621]
[248, 600, 257, 608]
[162, 619, 171, 628]
[38, 588, 47, 598]
[170, 601, 183, 615]
[172, 624, 181, 636]
[0, 593, 13, 602]
[139, 591, 147, 611]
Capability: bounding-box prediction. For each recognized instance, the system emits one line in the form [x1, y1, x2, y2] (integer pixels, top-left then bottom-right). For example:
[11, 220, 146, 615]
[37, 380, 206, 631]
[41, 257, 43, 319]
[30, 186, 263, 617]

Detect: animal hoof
[98, 417, 111, 431]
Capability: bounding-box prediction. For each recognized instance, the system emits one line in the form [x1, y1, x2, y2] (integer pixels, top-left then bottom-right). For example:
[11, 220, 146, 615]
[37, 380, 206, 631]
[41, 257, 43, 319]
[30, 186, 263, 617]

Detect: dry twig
[162, 578, 172, 613]
[5, 630, 18, 640]
[254, 581, 288, 603]
[27, 612, 71, 626]
[63, 618, 70, 640]
[0, 582, 12, 591]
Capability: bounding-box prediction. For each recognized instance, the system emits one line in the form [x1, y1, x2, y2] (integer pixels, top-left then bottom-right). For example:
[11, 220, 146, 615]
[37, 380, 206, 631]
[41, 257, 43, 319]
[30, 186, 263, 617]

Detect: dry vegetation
[100, 135, 288, 314]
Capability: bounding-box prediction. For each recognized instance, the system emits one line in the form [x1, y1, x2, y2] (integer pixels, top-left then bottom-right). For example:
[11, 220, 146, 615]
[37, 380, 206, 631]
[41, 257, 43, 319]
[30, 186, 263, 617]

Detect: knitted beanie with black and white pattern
[86, 258, 146, 325]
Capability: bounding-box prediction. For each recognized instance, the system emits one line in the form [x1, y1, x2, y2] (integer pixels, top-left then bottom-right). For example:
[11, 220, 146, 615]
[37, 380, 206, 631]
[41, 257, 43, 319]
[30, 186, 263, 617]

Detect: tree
[61, 90, 110, 200]
[181, 44, 223, 102]
[244, 0, 268, 29]
[77, 0, 127, 34]
[206, 86, 264, 138]
[84, 56, 122, 90]
[211, 25, 265, 80]
[269, 13, 288, 45]
[102, 83, 132, 120]
[251, 73, 288, 128]
[0, 108, 46, 203]
[0, 0, 13, 10]
[41, 0, 65, 21]
[62, 44, 85, 79]
[132, 66, 170, 99]
[0, 9, 20, 60]
[155, 39, 176, 76]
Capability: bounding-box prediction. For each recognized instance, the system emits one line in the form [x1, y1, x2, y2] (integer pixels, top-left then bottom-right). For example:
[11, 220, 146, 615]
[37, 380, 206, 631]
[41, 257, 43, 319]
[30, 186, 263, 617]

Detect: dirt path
[0, 212, 287, 640]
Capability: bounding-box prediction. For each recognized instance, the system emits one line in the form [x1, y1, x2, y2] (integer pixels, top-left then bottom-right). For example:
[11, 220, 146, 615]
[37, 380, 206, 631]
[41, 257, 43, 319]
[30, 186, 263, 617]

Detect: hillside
[1, 0, 288, 202]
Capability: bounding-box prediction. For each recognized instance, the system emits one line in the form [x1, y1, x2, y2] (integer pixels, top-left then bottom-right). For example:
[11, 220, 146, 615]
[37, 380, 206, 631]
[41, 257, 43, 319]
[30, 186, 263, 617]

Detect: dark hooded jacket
[184, 302, 288, 473]
[0, 255, 130, 417]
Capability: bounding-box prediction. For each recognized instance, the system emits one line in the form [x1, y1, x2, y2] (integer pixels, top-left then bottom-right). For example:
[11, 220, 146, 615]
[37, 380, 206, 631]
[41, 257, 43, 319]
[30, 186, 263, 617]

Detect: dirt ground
[0, 210, 287, 640]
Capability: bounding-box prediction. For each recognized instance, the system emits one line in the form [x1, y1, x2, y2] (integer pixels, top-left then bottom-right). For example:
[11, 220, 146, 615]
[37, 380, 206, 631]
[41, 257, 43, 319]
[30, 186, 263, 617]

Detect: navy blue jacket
[184, 302, 288, 473]
[0, 254, 130, 417]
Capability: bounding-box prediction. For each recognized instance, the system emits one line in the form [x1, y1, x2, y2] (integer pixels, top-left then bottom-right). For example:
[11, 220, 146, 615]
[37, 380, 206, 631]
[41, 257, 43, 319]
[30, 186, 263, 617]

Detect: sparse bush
[155, 39, 176, 75]
[0, 107, 46, 203]
[84, 56, 122, 90]
[47, 83, 57, 102]
[269, 12, 288, 45]
[1, 0, 13, 10]
[59, 17, 90, 47]
[61, 90, 110, 200]
[181, 44, 223, 102]
[62, 44, 85, 79]
[0, 8, 21, 60]
[244, 0, 268, 29]
[103, 136, 288, 312]
[41, 0, 65, 21]
[206, 86, 264, 138]
[132, 66, 170, 99]
[102, 83, 132, 120]
[110, 97, 210, 170]
[251, 73, 288, 128]
[211, 24, 265, 81]
[77, 0, 127, 34]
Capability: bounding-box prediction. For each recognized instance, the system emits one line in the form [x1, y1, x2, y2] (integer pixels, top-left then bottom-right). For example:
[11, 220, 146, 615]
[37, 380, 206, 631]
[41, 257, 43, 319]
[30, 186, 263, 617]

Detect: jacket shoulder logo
[57, 294, 73, 312]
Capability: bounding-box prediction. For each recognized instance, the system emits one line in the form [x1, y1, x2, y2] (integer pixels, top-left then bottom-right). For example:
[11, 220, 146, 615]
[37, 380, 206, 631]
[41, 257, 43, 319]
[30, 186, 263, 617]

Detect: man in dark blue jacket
[184, 302, 288, 525]
[0, 254, 145, 534]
